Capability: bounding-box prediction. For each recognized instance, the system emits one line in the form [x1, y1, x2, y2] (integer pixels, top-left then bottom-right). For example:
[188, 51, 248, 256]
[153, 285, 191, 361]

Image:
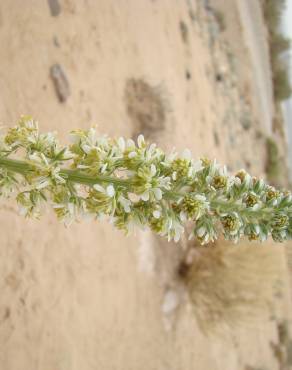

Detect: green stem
[0, 157, 277, 225]
[0, 157, 131, 187]
[210, 199, 274, 223]
[60, 169, 132, 187]
[0, 157, 33, 175]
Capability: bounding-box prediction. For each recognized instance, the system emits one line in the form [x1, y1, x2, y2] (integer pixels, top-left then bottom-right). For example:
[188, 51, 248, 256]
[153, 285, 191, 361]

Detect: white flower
[153, 210, 161, 219]
[106, 184, 115, 197]
[137, 134, 145, 148]
[180, 211, 187, 222]
[127, 139, 135, 148]
[81, 144, 92, 154]
[28, 152, 43, 163]
[150, 164, 156, 176]
[182, 148, 191, 160]
[170, 220, 184, 242]
[196, 226, 206, 238]
[161, 214, 184, 242]
[165, 149, 177, 163]
[193, 224, 217, 244]
[128, 151, 137, 159]
[93, 183, 115, 198]
[36, 179, 50, 190]
[88, 127, 97, 144]
[192, 217, 217, 244]
[141, 184, 164, 202]
[23, 118, 38, 130]
[101, 163, 108, 173]
[51, 167, 66, 184]
[93, 184, 105, 193]
[192, 160, 203, 173]
[145, 143, 157, 161]
[118, 137, 125, 152]
[229, 175, 241, 187]
[153, 188, 162, 200]
[141, 191, 150, 201]
[118, 195, 131, 213]
[138, 164, 169, 202]
[92, 183, 115, 197]
[40, 153, 49, 166]
[140, 188, 162, 201]
[254, 224, 260, 234]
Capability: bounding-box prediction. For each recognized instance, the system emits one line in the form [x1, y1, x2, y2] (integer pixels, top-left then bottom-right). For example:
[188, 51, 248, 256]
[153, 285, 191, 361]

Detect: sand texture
[0, 1, 292, 369]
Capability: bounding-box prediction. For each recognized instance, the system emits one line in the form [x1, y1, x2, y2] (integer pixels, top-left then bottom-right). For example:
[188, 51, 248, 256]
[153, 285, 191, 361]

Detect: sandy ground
[0, 1, 292, 369]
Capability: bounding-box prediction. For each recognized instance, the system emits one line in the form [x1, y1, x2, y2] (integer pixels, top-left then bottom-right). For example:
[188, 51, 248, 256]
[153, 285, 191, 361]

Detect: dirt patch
[124, 78, 167, 138]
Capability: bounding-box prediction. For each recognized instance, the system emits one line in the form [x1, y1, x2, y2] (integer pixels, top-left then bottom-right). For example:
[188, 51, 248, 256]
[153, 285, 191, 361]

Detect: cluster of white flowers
[0, 116, 292, 244]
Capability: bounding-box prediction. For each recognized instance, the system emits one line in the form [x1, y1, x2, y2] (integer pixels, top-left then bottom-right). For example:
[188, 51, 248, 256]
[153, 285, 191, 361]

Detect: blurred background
[0, 1, 292, 369]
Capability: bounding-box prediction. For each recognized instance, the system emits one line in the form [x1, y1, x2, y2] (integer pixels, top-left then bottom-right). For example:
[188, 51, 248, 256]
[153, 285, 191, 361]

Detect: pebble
[162, 289, 179, 314]
[50, 64, 70, 103]
[47, 0, 61, 17]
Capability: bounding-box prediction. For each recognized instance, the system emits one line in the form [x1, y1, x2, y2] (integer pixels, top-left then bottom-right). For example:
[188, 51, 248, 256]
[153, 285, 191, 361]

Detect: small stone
[50, 64, 70, 103]
[53, 36, 60, 48]
[47, 0, 61, 17]
[215, 73, 223, 82]
[188, 10, 196, 22]
[185, 70, 191, 80]
[179, 21, 189, 44]
[213, 130, 220, 146]
[162, 289, 179, 314]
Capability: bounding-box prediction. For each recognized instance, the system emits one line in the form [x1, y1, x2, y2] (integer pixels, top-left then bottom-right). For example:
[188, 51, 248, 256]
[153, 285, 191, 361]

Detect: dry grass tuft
[183, 241, 284, 334]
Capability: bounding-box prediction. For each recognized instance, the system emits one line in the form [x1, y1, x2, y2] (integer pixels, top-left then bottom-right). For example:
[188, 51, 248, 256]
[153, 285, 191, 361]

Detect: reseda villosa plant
[0, 116, 291, 244]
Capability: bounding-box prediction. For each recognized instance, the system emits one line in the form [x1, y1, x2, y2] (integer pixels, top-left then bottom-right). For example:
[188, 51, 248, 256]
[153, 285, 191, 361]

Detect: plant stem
[0, 157, 33, 175]
[0, 157, 131, 187]
[60, 169, 132, 187]
[0, 157, 279, 224]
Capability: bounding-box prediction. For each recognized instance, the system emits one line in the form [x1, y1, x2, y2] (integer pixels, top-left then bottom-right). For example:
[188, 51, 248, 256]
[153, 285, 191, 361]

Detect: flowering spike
[0, 117, 292, 244]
